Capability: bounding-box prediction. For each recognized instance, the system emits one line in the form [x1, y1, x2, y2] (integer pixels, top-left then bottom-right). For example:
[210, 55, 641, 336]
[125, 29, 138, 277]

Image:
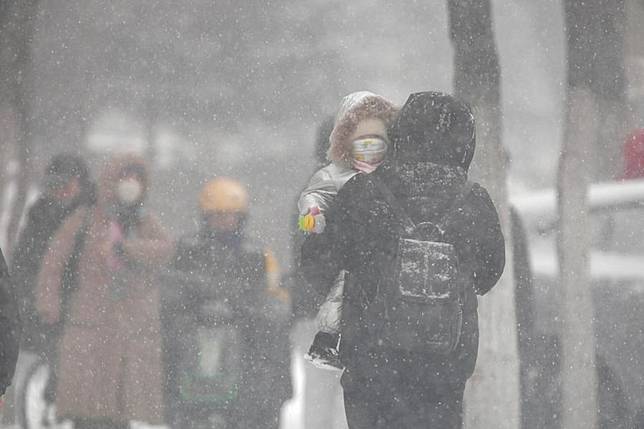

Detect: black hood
[390, 92, 475, 170]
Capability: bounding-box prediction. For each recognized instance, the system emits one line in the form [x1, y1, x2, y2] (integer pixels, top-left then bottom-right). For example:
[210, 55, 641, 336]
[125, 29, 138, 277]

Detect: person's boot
[304, 332, 343, 371]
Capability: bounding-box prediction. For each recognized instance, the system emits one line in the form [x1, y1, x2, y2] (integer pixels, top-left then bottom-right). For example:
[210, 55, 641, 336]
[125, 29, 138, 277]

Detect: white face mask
[116, 178, 143, 205]
[351, 136, 388, 165]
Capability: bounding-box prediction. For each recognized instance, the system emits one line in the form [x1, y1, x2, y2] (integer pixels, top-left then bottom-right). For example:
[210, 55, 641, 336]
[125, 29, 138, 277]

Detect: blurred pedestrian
[35, 154, 171, 429]
[622, 129, 644, 180]
[1, 247, 21, 398]
[11, 153, 94, 353]
[301, 92, 505, 428]
[171, 177, 291, 429]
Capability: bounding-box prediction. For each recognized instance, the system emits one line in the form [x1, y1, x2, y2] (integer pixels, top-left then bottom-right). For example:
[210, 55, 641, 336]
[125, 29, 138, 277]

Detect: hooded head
[43, 153, 94, 206]
[327, 91, 398, 166]
[390, 91, 475, 170]
[98, 154, 149, 223]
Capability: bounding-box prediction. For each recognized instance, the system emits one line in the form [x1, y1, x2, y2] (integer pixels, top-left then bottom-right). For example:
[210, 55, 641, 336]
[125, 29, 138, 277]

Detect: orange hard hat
[199, 177, 249, 214]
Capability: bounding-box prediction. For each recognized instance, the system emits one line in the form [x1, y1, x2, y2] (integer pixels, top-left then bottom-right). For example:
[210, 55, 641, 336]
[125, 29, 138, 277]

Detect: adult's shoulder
[174, 233, 202, 266]
[175, 232, 202, 255]
[466, 182, 499, 213]
[176, 232, 201, 248]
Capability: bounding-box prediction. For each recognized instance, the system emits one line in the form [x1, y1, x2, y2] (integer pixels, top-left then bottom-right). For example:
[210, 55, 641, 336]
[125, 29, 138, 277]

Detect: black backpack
[368, 176, 473, 355]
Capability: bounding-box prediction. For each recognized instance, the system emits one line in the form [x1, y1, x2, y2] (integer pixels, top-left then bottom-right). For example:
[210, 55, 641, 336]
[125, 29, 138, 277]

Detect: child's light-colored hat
[327, 91, 398, 166]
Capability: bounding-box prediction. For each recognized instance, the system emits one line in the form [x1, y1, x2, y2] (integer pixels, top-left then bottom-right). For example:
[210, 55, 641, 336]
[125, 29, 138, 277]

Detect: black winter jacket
[1, 248, 20, 395]
[170, 233, 292, 426]
[301, 92, 505, 384]
[11, 196, 88, 351]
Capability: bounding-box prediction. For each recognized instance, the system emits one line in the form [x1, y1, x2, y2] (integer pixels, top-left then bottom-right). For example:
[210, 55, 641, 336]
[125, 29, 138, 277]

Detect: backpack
[368, 176, 473, 355]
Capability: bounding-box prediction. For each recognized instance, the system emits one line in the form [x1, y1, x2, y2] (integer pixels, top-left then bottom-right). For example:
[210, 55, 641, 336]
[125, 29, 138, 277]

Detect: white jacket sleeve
[298, 164, 359, 214]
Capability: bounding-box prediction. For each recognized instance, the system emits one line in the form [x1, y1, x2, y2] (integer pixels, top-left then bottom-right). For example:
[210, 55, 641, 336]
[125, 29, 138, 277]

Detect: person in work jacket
[172, 177, 291, 429]
[301, 91, 505, 428]
[35, 154, 172, 429]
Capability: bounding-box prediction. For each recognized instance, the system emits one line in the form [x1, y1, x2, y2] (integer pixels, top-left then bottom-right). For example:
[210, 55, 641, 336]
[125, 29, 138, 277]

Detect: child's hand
[299, 207, 326, 234]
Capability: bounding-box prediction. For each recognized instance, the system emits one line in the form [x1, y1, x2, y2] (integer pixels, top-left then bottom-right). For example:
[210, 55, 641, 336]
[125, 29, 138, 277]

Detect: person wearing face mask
[34, 154, 172, 429]
[170, 177, 291, 429]
[301, 92, 505, 428]
[297, 91, 397, 370]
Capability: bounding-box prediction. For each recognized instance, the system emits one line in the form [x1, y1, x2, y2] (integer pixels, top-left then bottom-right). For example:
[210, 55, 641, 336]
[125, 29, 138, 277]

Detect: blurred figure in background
[11, 154, 94, 354]
[35, 154, 171, 429]
[621, 129, 644, 180]
[5, 154, 94, 424]
[1, 247, 20, 398]
[171, 177, 291, 429]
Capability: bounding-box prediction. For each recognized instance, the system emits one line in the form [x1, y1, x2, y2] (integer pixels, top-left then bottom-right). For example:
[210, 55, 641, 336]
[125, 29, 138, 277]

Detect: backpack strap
[372, 175, 472, 238]
[433, 181, 473, 235]
[371, 175, 417, 236]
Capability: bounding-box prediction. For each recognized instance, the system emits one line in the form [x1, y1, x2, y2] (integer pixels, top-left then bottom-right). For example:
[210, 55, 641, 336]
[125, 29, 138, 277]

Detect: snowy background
[1, 0, 579, 260]
[2, 0, 644, 428]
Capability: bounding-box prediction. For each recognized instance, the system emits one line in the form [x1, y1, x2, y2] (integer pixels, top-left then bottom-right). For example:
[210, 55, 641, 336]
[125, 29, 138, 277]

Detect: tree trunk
[0, 0, 40, 253]
[556, 1, 627, 427]
[588, 0, 627, 181]
[447, 1, 520, 428]
[558, 86, 599, 429]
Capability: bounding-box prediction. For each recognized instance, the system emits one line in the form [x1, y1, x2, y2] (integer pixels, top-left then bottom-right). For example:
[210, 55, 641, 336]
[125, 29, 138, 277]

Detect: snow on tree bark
[556, 0, 626, 427]
[557, 85, 598, 429]
[447, 1, 520, 428]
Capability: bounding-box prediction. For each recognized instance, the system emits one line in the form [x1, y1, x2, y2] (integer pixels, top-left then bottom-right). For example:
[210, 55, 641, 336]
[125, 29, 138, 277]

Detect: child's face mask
[352, 136, 387, 165]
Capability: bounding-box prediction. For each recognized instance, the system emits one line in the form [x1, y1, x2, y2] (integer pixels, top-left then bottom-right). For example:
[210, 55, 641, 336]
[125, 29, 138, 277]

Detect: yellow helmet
[199, 177, 249, 214]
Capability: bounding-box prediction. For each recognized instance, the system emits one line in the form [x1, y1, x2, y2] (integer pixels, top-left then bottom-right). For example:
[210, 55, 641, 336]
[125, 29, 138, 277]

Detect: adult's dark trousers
[341, 366, 466, 429]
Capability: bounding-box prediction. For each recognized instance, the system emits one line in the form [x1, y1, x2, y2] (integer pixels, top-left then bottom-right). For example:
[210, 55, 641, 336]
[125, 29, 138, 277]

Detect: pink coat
[36, 156, 171, 424]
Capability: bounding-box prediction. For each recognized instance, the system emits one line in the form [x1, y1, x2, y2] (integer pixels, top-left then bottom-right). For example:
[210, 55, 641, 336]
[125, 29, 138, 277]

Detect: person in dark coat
[171, 177, 291, 429]
[11, 153, 94, 352]
[301, 91, 505, 428]
[1, 248, 20, 397]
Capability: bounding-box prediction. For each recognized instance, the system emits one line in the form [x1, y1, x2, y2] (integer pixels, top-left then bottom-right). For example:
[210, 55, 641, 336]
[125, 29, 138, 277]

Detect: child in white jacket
[299, 91, 397, 369]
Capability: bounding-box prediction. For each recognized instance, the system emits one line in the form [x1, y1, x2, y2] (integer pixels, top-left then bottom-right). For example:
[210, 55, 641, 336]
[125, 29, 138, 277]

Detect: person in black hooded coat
[11, 153, 94, 353]
[300, 92, 505, 428]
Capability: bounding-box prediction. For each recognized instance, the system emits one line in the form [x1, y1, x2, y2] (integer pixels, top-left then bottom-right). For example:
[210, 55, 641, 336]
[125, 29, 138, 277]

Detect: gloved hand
[298, 206, 326, 234]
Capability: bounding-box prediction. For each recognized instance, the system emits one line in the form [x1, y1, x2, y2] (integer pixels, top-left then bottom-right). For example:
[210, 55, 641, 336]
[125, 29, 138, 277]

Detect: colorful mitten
[298, 206, 326, 234]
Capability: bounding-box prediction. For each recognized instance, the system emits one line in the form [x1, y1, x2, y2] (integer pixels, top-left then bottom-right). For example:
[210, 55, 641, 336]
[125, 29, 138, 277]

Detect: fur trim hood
[327, 91, 398, 166]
